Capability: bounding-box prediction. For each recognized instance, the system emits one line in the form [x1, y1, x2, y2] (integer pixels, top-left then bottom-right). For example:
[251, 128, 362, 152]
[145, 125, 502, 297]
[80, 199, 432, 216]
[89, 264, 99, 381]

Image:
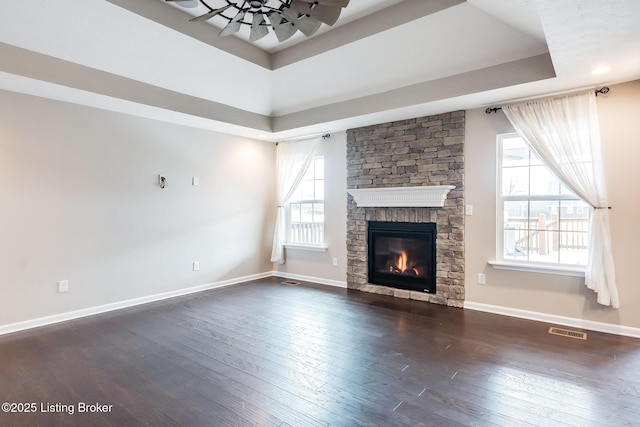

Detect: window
[286, 156, 324, 246]
[498, 134, 590, 266]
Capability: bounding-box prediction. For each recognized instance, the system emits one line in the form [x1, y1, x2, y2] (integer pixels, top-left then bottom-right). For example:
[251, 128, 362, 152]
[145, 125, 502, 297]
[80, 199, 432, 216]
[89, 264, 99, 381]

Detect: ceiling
[0, 0, 638, 141]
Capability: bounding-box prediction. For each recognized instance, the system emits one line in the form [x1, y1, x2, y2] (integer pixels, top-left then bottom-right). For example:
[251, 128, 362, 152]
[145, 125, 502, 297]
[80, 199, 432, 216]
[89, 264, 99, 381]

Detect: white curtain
[503, 91, 618, 308]
[270, 137, 321, 264]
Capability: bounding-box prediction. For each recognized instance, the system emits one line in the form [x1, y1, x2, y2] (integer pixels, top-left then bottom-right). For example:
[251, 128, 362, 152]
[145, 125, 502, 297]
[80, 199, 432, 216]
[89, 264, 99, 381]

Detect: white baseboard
[0, 272, 272, 337]
[271, 271, 347, 289]
[464, 301, 640, 339]
[13, 274, 634, 340]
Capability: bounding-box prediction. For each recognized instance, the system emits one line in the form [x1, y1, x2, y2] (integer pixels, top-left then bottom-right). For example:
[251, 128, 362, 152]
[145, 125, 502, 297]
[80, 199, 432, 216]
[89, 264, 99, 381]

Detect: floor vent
[280, 280, 300, 286]
[548, 327, 587, 340]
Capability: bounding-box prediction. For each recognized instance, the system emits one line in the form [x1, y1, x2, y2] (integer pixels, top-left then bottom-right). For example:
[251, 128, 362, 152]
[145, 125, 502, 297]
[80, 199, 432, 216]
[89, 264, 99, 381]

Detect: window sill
[488, 261, 586, 277]
[284, 243, 328, 252]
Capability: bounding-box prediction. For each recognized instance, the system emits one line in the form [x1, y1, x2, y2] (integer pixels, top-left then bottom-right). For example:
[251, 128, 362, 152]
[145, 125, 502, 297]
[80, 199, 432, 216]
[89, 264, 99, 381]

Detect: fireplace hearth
[368, 221, 436, 293]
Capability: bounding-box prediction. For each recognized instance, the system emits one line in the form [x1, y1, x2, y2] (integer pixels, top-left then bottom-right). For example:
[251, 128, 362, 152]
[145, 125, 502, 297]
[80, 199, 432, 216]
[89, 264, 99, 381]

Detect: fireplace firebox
[368, 221, 437, 293]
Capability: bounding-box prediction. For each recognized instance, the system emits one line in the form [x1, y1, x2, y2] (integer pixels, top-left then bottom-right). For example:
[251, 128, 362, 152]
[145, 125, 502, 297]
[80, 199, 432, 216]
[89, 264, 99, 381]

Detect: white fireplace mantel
[347, 185, 455, 208]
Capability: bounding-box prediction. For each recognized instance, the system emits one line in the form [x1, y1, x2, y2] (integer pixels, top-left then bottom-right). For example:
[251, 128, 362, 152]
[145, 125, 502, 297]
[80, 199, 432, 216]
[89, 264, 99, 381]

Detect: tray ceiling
[0, 0, 638, 140]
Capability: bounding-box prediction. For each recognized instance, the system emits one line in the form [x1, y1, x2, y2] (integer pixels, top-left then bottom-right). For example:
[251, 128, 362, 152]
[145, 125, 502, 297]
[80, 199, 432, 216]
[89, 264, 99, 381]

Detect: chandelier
[166, 0, 350, 42]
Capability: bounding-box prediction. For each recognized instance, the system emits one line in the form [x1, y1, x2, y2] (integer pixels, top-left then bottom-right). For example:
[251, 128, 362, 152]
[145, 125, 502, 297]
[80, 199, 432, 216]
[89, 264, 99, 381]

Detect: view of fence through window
[499, 134, 590, 265]
[287, 156, 324, 245]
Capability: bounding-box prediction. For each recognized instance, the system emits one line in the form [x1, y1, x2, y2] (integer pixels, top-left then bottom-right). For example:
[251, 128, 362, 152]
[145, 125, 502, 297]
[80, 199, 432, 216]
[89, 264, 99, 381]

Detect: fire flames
[389, 250, 420, 275]
[397, 251, 408, 272]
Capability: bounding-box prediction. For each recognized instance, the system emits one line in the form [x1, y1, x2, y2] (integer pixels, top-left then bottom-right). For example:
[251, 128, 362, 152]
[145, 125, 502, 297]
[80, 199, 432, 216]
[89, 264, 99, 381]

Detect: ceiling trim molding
[0, 42, 272, 131]
[0, 41, 554, 134]
[272, 53, 556, 131]
[107, 0, 465, 70]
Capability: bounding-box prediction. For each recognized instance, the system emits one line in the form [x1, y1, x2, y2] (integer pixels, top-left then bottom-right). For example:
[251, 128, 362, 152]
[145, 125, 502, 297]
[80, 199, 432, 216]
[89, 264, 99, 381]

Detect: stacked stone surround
[346, 111, 465, 307]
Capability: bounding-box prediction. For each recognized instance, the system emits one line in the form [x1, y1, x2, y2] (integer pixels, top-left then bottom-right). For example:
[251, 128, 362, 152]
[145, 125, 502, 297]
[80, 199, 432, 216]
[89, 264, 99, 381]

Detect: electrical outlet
[58, 280, 69, 293]
[192, 176, 199, 186]
[465, 205, 473, 215]
[332, 257, 338, 267]
[477, 273, 486, 285]
[193, 261, 200, 271]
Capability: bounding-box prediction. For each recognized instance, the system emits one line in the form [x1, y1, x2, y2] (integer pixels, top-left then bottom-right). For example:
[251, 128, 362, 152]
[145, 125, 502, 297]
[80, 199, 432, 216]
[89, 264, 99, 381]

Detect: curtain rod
[485, 87, 610, 114]
[275, 133, 330, 145]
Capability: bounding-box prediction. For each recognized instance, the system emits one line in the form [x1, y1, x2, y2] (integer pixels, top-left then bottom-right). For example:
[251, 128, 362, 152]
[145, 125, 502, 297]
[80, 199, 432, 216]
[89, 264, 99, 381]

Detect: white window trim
[496, 133, 590, 274]
[488, 260, 585, 277]
[284, 243, 328, 252]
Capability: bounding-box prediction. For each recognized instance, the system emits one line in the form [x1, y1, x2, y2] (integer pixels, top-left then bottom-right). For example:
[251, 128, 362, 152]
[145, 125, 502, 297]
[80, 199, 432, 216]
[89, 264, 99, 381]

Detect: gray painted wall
[465, 80, 640, 328]
[3, 80, 639, 332]
[0, 89, 276, 327]
[273, 132, 348, 283]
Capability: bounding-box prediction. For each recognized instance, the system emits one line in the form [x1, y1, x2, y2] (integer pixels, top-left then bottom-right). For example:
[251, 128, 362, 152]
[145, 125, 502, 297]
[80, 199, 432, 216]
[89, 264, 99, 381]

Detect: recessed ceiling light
[591, 66, 612, 75]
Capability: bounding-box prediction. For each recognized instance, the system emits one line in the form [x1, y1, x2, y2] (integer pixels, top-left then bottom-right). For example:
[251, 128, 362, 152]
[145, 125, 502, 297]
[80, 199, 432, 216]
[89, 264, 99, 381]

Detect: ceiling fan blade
[280, 9, 322, 37]
[189, 4, 231, 22]
[289, 1, 342, 26]
[298, 0, 350, 7]
[250, 13, 269, 42]
[219, 11, 246, 36]
[267, 13, 297, 42]
[165, 0, 199, 8]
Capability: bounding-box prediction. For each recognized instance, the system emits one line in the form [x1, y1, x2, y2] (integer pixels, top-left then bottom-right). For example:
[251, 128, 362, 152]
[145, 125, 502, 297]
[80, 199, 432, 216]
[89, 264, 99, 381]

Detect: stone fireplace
[346, 111, 465, 307]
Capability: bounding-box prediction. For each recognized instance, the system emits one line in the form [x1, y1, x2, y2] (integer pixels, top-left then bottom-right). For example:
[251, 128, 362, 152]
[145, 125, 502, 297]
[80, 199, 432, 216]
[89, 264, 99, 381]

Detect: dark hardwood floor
[1, 277, 639, 426]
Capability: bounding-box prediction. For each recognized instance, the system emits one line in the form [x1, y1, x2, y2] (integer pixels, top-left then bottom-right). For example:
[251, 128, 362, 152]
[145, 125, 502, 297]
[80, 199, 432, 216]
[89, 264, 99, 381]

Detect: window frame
[284, 154, 326, 248]
[496, 133, 590, 272]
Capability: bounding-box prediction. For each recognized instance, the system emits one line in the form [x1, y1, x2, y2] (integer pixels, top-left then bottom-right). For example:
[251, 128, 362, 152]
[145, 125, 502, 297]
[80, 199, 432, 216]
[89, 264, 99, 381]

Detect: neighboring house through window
[498, 133, 590, 266]
[286, 156, 324, 246]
